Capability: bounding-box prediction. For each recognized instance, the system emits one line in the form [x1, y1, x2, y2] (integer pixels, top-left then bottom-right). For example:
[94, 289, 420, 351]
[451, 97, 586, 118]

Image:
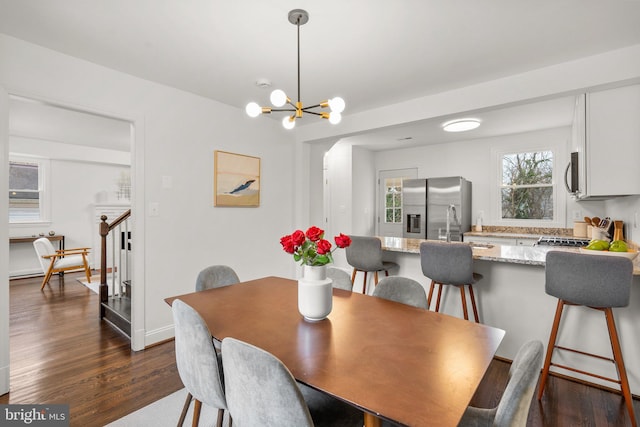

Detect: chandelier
[245, 9, 345, 130]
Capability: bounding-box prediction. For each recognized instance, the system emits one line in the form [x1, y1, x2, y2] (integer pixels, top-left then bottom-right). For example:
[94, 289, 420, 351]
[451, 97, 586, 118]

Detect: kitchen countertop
[379, 236, 640, 275]
[464, 226, 573, 239]
[464, 231, 544, 239]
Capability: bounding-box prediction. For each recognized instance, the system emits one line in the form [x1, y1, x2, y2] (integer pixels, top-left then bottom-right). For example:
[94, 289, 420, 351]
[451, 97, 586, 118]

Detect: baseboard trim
[0, 363, 9, 396]
[144, 324, 174, 348]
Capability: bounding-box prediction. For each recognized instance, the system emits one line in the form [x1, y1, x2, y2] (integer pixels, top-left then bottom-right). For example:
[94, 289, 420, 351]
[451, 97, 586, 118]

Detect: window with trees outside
[9, 158, 49, 223]
[384, 177, 403, 223]
[500, 150, 553, 220]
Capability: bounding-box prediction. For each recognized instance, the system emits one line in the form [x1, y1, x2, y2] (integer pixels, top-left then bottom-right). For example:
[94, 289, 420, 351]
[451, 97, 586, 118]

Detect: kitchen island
[376, 236, 640, 395]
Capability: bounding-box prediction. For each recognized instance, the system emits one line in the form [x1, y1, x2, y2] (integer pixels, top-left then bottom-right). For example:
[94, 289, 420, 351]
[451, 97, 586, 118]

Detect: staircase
[99, 210, 132, 338]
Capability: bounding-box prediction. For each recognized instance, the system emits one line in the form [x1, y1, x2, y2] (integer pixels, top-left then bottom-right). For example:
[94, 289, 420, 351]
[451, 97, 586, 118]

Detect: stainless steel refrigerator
[402, 176, 472, 241]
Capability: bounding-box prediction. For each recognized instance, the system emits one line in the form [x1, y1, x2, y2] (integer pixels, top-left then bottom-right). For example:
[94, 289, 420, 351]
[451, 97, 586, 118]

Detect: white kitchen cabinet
[465, 235, 539, 246]
[465, 235, 517, 246]
[516, 238, 539, 246]
[573, 85, 640, 199]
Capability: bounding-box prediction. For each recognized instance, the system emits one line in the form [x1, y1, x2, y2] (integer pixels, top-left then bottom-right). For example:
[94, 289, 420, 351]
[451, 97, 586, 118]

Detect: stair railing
[98, 209, 132, 318]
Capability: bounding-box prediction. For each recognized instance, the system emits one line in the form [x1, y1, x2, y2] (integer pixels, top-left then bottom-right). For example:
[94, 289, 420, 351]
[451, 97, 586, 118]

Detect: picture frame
[214, 150, 261, 207]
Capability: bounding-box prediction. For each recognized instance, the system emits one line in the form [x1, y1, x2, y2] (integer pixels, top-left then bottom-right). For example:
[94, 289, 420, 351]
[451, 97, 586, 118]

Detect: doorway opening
[6, 94, 139, 344]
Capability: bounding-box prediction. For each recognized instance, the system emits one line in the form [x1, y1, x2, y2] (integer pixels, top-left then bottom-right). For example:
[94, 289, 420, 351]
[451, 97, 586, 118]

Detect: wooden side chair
[33, 237, 91, 290]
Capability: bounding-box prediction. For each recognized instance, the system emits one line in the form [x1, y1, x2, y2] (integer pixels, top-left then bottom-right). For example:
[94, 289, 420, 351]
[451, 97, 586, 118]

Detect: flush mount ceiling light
[442, 118, 481, 132]
[245, 9, 345, 130]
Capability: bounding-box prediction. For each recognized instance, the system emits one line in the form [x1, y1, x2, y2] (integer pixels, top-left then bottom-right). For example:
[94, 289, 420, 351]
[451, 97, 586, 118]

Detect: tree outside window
[384, 178, 403, 223]
[501, 151, 553, 220]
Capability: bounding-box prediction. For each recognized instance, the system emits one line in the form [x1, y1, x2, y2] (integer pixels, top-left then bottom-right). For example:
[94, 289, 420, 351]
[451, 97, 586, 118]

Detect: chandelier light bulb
[328, 97, 345, 113]
[245, 102, 262, 118]
[270, 89, 288, 107]
[282, 116, 296, 129]
[329, 112, 342, 125]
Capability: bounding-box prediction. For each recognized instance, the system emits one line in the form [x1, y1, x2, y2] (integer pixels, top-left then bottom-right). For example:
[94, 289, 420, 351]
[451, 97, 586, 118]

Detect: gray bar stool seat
[419, 241, 482, 322]
[346, 235, 398, 294]
[537, 251, 637, 427]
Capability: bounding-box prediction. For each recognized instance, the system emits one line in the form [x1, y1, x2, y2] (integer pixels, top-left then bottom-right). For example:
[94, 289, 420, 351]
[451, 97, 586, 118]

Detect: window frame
[383, 177, 403, 224]
[500, 150, 554, 221]
[9, 155, 51, 226]
[490, 141, 566, 228]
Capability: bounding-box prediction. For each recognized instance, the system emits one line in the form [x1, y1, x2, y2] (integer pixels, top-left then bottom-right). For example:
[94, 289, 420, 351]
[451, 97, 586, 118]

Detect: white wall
[372, 127, 591, 228]
[352, 146, 375, 236]
[0, 87, 9, 395]
[9, 137, 130, 276]
[605, 196, 640, 243]
[325, 142, 352, 239]
[0, 35, 296, 352]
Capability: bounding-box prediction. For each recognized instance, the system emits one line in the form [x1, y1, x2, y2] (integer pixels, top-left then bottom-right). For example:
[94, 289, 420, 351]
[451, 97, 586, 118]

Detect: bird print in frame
[214, 150, 260, 207]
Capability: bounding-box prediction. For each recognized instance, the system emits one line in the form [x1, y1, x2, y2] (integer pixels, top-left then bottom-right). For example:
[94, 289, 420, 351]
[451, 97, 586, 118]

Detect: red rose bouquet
[280, 226, 352, 266]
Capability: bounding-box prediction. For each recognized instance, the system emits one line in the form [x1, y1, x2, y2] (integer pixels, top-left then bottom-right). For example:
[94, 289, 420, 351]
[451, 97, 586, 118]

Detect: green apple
[585, 239, 610, 251]
[609, 240, 628, 252]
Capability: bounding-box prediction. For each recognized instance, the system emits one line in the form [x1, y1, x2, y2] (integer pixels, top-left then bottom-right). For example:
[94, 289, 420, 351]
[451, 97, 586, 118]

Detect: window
[9, 157, 49, 223]
[384, 177, 403, 223]
[500, 150, 553, 220]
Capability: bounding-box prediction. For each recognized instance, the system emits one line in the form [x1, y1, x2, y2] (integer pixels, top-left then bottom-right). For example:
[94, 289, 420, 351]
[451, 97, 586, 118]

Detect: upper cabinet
[572, 84, 640, 200]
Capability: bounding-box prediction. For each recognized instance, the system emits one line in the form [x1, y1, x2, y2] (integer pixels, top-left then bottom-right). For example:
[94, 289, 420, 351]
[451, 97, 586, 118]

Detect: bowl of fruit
[579, 239, 639, 260]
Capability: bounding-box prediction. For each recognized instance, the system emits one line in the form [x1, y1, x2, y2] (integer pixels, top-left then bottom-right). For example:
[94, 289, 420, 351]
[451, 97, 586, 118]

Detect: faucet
[445, 204, 459, 242]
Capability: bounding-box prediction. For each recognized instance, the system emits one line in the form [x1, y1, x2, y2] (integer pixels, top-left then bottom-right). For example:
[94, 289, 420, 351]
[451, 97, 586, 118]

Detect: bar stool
[419, 241, 481, 322]
[345, 235, 398, 294]
[538, 251, 636, 427]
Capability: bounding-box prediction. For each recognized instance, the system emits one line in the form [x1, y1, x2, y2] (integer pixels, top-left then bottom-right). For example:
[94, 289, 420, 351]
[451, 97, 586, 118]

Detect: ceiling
[9, 97, 132, 152]
[2, 0, 640, 151]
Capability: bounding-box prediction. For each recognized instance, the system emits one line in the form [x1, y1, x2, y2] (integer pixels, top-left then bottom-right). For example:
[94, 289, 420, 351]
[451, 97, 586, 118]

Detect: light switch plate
[149, 202, 159, 217]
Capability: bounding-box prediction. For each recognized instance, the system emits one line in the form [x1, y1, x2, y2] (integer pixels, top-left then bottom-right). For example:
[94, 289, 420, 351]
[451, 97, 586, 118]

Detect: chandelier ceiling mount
[245, 9, 345, 130]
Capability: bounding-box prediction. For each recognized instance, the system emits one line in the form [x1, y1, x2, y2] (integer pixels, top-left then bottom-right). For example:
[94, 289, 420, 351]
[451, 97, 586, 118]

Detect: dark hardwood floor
[1, 272, 638, 426]
[1, 272, 183, 426]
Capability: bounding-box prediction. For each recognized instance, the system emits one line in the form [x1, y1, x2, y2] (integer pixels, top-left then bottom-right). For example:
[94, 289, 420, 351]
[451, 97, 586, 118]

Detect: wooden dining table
[165, 276, 505, 427]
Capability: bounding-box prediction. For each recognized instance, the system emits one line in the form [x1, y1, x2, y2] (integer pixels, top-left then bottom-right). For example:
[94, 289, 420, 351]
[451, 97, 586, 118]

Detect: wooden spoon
[592, 217, 601, 227]
[583, 216, 592, 226]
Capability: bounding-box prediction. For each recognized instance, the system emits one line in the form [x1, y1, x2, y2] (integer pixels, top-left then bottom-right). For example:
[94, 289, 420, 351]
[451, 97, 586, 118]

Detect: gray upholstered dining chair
[195, 265, 240, 292]
[222, 337, 314, 427]
[172, 299, 227, 427]
[326, 266, 353, 291]
[181, 265, 239, 423]
[372, 276, 428, 309]
[537, 250, 637, 426]
[458, 340, 543, 427]
[222, 337, 363, 427]
[346, 235, 398, 295]
[419, 241, 482, 322]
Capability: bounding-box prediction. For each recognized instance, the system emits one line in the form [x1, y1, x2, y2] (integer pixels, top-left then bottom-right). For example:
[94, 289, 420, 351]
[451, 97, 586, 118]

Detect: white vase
[298, 265, 333, 321]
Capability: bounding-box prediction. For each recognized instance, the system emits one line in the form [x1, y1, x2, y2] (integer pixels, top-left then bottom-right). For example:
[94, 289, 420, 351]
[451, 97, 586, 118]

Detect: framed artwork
[214, 150, 261, 207]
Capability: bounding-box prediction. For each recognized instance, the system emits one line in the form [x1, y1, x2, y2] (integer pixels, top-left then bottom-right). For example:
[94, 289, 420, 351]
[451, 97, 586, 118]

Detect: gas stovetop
[536, 236, 591, 247]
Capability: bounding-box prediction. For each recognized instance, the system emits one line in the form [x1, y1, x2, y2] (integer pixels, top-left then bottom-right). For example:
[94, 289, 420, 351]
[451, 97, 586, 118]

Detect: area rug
[77, 275, 116, 296]
[106, 388, 226, 427]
